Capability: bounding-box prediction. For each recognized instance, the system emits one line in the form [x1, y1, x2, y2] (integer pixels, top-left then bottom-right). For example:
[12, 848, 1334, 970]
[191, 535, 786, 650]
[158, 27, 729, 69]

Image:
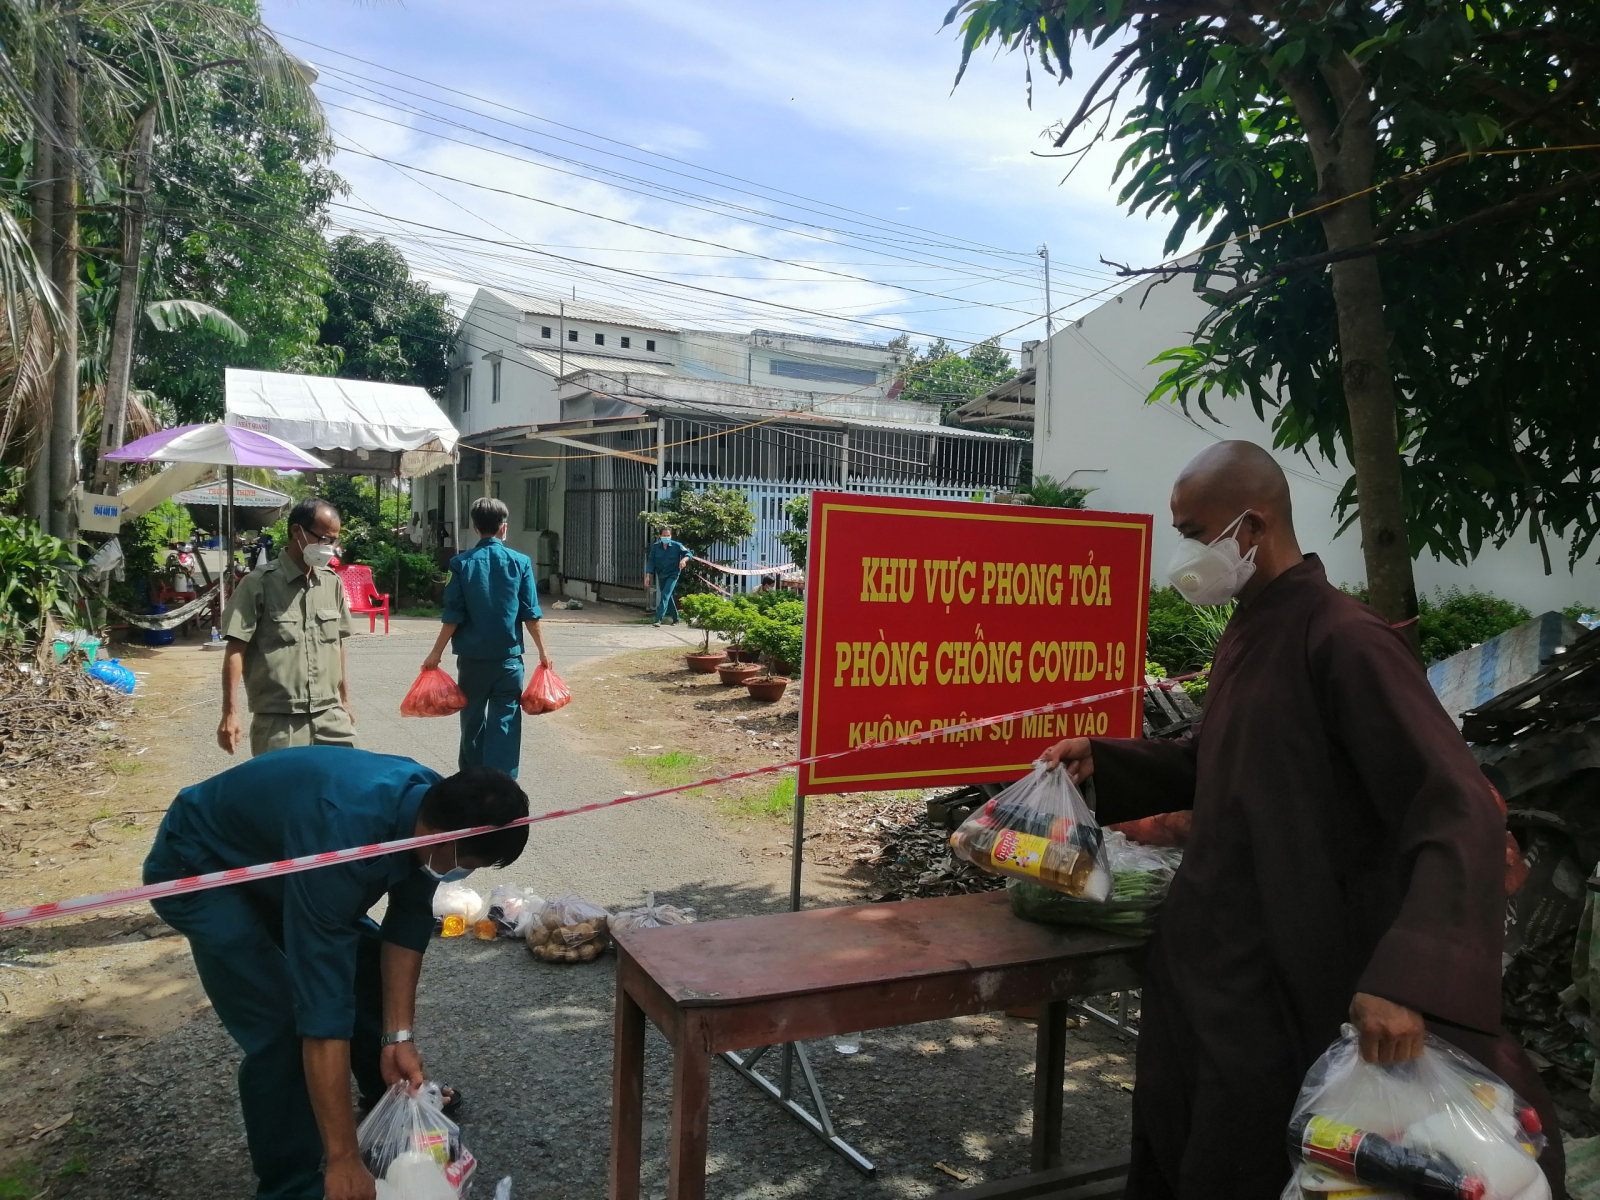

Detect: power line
[276, 32, 1054, 266]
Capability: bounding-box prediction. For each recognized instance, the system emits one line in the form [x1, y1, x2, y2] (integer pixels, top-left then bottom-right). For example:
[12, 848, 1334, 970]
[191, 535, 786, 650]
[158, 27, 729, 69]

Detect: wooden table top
[612, 891, 1144, 1008]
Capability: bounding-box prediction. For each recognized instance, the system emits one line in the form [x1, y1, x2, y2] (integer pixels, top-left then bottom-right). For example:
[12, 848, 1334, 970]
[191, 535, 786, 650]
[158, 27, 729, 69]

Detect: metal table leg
[720, 791, 876, 1176]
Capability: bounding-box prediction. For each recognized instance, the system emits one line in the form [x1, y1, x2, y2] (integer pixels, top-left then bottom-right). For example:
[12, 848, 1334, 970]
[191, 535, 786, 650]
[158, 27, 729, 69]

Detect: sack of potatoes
[525, 893, 613, 964]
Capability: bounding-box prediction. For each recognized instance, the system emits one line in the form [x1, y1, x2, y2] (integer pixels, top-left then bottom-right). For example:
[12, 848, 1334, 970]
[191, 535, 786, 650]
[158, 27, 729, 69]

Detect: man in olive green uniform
[218, 497, 357, 757]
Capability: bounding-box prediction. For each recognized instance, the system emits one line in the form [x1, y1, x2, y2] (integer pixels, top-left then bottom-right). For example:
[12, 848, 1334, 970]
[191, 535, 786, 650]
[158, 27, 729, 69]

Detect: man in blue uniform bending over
[644, 525, 691, 627]
[143, 747, 528, 1200]
[421, 496, 552, 778]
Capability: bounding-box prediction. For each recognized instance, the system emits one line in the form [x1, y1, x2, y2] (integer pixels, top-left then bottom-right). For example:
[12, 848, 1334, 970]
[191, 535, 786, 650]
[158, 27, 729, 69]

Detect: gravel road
[32, 615, 1134, 1200]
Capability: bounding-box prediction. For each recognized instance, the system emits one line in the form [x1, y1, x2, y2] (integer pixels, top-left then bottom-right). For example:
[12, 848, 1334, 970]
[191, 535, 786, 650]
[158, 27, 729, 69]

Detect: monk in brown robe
[1043, 441, 1563, 1198]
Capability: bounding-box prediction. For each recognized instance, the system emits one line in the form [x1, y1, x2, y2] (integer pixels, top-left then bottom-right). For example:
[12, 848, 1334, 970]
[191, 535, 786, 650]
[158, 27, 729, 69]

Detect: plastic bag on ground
[1008, 830, 1182, 936]
[612, 892, 697, 933]
[950, 761, 1112, 900]
[1283, 1023, 1549, 1200]
[526, 893, 612, 963]
[358, 1082, 477, 1199]
[519, 663, 572, 715]
[401, 668, 468, 718]
[486, 883, 546, 938]
[431, 882, 484, 938]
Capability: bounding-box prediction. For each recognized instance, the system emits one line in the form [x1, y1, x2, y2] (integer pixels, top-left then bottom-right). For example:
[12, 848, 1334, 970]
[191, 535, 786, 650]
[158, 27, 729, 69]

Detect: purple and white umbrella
[102, 423, 328, 470]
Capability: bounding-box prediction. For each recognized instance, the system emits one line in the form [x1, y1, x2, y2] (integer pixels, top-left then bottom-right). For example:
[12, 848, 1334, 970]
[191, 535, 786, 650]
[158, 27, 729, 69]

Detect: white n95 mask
[301, 542, 338, 571]
[1166, 512, 1257, 606]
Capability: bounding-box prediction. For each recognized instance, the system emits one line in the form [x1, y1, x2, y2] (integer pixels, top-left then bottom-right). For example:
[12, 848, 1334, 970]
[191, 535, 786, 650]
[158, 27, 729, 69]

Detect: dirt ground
[0, 644, 219, 1179]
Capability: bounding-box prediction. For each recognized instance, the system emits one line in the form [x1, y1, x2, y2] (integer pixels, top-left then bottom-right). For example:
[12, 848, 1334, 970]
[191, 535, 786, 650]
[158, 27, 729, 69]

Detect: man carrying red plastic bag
[419, 497, 552, 778]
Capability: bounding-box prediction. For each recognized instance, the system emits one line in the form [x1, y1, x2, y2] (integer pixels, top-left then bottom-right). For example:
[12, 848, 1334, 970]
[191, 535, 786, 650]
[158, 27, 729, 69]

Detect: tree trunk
[1320, 195, 1420, 646]
[47, 29, 79, 541]
[94, 103, 157, 493]
[25, 56, 54, 526]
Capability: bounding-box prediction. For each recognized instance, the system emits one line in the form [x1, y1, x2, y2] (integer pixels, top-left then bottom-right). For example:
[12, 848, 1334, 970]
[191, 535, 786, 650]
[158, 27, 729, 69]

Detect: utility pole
[1038, 243, 1053, 440]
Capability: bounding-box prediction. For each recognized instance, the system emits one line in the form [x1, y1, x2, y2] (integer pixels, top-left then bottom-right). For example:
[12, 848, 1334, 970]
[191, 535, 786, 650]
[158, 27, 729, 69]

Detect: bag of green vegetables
[1007, 831, 1182, 937]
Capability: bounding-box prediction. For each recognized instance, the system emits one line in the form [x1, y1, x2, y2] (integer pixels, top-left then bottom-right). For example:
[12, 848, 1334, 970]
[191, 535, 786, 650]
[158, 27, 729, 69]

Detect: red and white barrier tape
[0, 674, 1202, 931]
[688, 556, 798, 578]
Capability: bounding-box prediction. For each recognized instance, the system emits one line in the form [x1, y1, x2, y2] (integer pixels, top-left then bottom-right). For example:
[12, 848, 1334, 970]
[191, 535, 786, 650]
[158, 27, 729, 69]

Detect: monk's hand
[1039, 737, 1094, 784]
[1350, 992, 1425, 1064]
[382, 1040, 426, 1090]
[323, 1154, 376, 1200]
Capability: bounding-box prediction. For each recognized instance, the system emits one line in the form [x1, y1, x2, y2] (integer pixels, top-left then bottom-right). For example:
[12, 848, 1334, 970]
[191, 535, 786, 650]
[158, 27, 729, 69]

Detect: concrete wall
[448, 292, 560, 433]
[1035, 277, 1600, 613]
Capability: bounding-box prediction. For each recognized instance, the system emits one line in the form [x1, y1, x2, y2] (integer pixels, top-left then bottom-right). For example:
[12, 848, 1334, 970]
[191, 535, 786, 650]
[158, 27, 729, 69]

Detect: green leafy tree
[133, 51, 339, 424]
[776, 494, 810, 567]
[889, 334, 1018, 423]
[946, 0, 1600, 636]
[318, 235, 455, 396]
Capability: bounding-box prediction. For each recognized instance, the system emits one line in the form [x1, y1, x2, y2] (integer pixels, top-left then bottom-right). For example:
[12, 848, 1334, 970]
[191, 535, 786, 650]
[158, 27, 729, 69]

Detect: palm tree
[0, 0, 321, 533]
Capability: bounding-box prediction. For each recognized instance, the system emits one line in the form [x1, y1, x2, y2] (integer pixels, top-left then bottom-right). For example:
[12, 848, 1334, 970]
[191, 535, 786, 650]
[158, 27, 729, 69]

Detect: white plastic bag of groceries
[1282, 1024, 1548, 1200]
[359, 1082, 477, 1199]
[949, 760, 1111, 901]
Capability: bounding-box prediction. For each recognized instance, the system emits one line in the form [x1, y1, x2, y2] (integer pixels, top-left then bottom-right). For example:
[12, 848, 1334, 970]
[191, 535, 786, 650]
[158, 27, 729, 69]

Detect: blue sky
[261, 0, 1171, 357]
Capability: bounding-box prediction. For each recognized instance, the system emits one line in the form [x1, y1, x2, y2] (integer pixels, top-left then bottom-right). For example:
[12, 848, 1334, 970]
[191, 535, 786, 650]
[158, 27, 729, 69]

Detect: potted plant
[680, 594, 730, 673]
[744, 674, 790, 702]
[717, 659, 763, 686]
[745, 606, 804, 677]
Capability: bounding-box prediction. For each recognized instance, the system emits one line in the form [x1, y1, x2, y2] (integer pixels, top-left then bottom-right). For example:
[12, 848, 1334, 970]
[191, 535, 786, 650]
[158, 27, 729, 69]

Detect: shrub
[1415, 588, 1530, 664]
[0, 512, 82, 649]
[1017, 474, 1092, 509]
[365, 542, 444, 606]
[745, 609, 805, 672]
[679, 593, 732, 653]
[1146, 587, 1234, 676]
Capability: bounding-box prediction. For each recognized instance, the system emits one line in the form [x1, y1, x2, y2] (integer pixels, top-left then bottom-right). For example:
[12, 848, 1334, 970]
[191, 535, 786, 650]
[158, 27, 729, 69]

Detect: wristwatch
[380, 1029, 414, 1047]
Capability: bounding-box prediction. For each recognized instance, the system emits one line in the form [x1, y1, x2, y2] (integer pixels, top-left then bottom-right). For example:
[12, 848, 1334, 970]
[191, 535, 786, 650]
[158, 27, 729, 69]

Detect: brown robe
[1090, 556, 1563, 1198]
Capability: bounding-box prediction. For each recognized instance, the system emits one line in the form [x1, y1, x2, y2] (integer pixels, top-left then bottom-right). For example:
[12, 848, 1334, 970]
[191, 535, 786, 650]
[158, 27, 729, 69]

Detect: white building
[953, 276, 1600, 613]
[420, 289, 1023, 599]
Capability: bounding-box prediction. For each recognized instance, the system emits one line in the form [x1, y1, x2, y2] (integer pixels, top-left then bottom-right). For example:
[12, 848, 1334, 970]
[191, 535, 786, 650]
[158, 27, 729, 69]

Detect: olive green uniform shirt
[221, 558, 354, 714]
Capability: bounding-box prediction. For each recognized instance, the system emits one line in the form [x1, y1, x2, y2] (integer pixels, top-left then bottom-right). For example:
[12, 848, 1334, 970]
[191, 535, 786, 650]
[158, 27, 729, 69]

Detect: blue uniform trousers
[145, 832, 385, 1200]
[457, 655, 524, 777]
[654, 572, 681, 623]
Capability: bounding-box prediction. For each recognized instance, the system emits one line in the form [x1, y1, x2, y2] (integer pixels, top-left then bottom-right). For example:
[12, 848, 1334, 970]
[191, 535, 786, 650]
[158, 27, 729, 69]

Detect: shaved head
[1174, 441, 1293, 528]
[1169, 440, 1302, 601]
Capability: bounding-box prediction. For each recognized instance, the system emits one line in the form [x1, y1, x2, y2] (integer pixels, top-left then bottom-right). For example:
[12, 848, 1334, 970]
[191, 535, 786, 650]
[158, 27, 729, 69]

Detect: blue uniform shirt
[145, 747, 441, 1040]
[646, 538, 690, 578]
[442, 536, 541, 661]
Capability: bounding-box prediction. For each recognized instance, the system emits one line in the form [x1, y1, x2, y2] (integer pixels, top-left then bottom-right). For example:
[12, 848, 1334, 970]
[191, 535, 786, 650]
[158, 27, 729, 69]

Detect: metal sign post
[719, 789, 877, 1176]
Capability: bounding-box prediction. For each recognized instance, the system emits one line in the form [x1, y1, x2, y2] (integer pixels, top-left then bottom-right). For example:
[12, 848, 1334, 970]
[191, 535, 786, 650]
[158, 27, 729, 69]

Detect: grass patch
[0, 1161, 38, 1198]
[57, 1153, 88, 1178]
[395, 606, 441, 618]
[91, 805, 115, 822]
[621, 750, 709, 786]
[721, 773, 797, 820]
[107, 758, 146, 776]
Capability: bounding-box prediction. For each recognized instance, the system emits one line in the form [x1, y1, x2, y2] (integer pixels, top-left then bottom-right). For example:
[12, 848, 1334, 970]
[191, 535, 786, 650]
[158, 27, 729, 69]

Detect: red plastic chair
[336, 563, 390, 634]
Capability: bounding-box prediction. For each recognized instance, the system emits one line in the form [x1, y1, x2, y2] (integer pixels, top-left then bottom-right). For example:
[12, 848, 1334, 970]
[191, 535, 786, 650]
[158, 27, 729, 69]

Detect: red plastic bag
[520, 663, 571, 715]
[400, 667, 468, 717]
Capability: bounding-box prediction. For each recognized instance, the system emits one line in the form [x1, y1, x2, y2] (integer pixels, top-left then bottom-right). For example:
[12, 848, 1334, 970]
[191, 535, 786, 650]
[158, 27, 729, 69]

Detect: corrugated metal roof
[639, 400, 1020, 441]
[513, 347, 677, 377]
[481, 287, 679, 333]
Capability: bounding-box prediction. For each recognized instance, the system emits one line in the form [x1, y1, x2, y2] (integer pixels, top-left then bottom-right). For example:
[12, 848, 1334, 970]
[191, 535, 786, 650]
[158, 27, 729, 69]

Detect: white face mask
[1166, 512, 1257, 606]
[299, 537, 338, 571]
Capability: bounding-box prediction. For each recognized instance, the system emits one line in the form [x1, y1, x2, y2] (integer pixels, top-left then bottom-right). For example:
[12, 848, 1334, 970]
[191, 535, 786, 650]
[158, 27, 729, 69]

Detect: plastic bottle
[1289, 1114, 1487, 1200]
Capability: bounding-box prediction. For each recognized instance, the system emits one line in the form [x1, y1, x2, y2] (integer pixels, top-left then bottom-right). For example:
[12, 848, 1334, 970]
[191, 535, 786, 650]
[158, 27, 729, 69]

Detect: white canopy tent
[223, 368, 458, 478]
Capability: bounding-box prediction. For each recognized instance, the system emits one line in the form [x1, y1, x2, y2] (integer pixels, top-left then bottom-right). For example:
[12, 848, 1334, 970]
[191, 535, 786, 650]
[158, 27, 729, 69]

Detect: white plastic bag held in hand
[1283, 1024, 1548, 1200]
[949, 760, 1111, 900]
[358, 1082, 478, 1198]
